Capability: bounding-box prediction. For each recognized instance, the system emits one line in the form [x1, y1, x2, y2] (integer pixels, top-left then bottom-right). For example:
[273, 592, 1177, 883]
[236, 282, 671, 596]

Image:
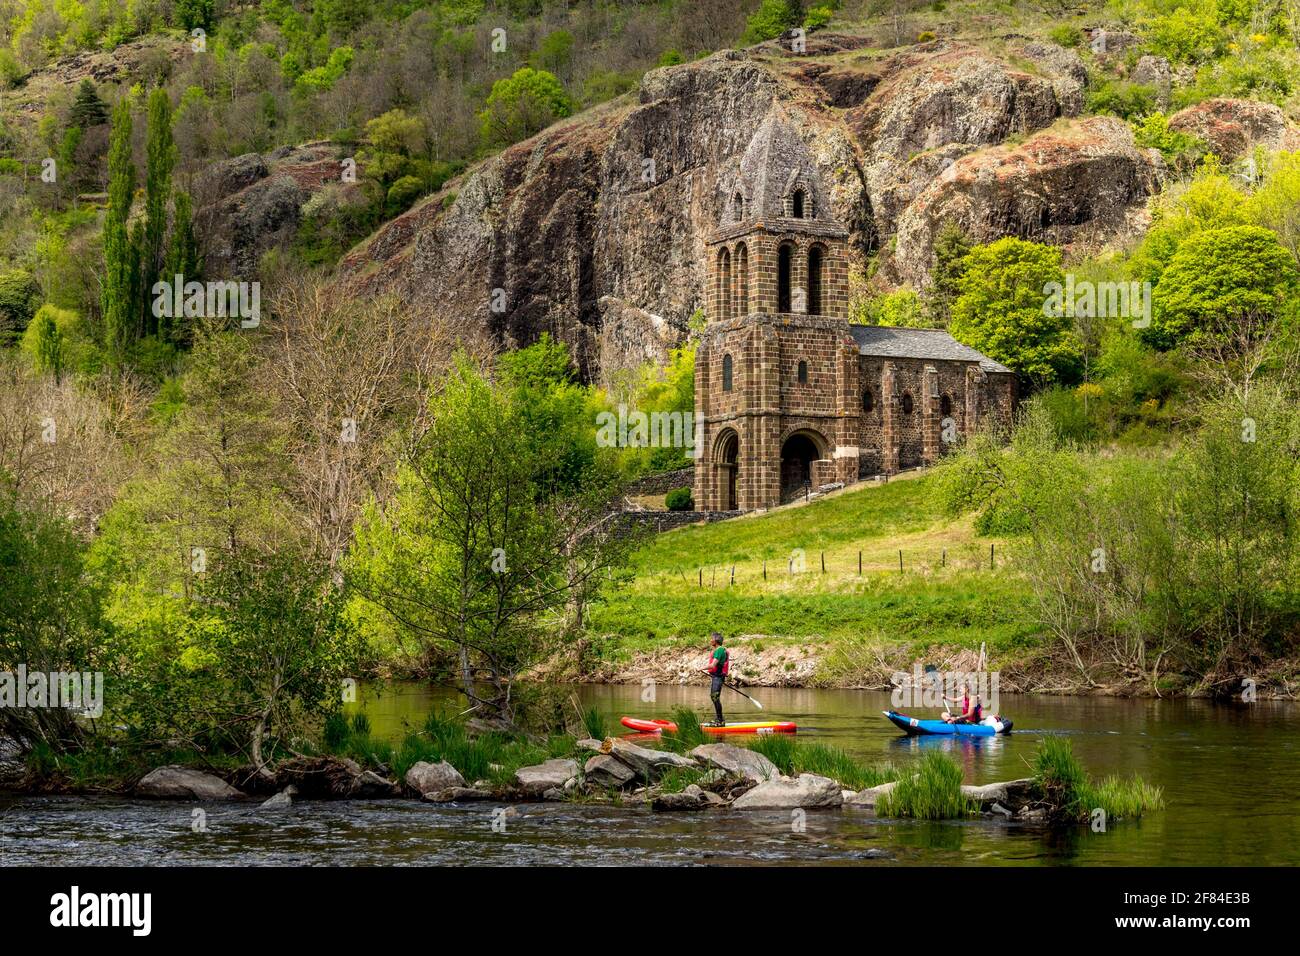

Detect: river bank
[6, 687, 1300, 865]
[528, 636, 1300, 699]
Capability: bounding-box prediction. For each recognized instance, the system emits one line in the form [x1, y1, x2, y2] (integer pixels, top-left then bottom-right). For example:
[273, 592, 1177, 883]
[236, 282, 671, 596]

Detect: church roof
[849, 325, 1013, 374]
[717, 114, 847, 235]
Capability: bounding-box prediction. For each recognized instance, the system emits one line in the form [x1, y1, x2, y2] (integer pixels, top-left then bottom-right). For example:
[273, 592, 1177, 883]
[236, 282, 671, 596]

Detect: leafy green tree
[870, 288, 933, 328]
[1245, 151, 1300, 264]
[194, 546, 359, 778]
[533, 30, 574, 78]
[0, 488, 108, 754]
[1152, 225, 1299, 345]
[743, 0, 803, 43]
[478, 68, 573, 150]
[950, 238, 1076, 384]
[102, 97, 138, 368]
[174, 0, 214, 32]
[348, 357, 630, 723]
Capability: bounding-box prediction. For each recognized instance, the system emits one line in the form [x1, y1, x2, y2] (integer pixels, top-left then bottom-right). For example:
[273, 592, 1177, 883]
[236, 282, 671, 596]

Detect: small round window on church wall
[862, 390, 873, 413]
[901, 393, 914, 414]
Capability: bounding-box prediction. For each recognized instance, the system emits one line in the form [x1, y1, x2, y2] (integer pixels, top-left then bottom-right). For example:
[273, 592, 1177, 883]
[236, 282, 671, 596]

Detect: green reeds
[660, 706, 707, 752]
[1031, 736, 1163, 822]
[745, 735, 899, 790]
[581, 705, 607, 742]
[875, 751, 978, 819]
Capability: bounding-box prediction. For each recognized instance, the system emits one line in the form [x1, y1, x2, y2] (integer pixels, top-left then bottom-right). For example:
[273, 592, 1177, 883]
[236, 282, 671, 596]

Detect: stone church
[693, 117, 1017, 512]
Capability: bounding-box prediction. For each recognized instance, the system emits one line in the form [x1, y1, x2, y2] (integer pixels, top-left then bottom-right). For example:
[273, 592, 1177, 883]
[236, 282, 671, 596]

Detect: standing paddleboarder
[703, 632, 729, 727]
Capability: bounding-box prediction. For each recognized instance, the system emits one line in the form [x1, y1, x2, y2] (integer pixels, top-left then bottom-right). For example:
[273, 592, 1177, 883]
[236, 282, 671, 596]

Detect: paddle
[723, 681, 764, 710]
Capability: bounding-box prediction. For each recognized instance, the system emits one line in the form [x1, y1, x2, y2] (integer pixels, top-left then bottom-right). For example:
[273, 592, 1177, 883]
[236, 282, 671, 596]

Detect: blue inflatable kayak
[883, 710, 1013, 736]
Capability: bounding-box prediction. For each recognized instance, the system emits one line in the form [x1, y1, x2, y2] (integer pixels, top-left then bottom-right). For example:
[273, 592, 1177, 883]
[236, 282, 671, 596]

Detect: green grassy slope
[587, 473, 1041, 660]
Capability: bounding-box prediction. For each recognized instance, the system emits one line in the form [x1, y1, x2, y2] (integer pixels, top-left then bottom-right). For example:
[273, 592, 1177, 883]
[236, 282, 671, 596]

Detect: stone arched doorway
[715, 429, 740, 511]
[780, 429, 826, 500]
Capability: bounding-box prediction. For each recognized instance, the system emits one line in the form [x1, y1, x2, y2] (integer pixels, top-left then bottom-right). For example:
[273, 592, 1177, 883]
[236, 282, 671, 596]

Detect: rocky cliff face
[333, 34, 1170, 381]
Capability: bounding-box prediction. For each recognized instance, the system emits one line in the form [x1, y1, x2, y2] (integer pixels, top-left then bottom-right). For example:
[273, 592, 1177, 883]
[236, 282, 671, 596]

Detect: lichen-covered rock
[1167, 98, 1300, 162]
[893, 116, 1161, 284]
[335, 40, 1153, 373]
[193, 142, 357, 280]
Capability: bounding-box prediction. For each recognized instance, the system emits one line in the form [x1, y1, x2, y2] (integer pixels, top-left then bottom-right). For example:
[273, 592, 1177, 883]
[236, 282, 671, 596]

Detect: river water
[2, 683, 1298, 866]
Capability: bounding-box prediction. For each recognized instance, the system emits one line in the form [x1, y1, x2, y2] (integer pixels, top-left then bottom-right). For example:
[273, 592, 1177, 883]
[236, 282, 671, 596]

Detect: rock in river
[515, 758, 579, 795]
[731, 773, 843, 810]
[584, 753, 638, 788]
[405, 760, 466, 797]
[608, 738, 696, 780]
[688, 743, 780, 783]
[135, 766, 244, 801]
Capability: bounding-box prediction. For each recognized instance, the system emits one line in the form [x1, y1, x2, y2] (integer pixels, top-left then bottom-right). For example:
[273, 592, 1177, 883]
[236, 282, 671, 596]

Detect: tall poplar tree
[143, 88, 176, 338]
[102, 97, 137, 368]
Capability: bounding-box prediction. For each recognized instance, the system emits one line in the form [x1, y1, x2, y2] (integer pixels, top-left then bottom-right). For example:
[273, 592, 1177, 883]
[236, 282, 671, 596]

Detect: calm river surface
[3, 683, 1298, 866]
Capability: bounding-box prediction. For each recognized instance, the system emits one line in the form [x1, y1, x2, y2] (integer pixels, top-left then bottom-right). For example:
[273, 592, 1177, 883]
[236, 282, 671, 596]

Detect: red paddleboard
[620, 716, 797, 735]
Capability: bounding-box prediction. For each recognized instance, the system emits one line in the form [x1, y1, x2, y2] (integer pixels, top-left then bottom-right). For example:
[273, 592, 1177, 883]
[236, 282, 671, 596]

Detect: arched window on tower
[778, 243, 793, 313]
[797, 360, 808, 384]
[940, 394, 953, 417]
[717, 247, 732, 321]
[901, 393, 914, 415]
[792, 189, 805, 218]
[733, 192, 745, 222]
[807, 246, 824, 315]
[722, 354, 733, 392]
[735, 243, 749, 316]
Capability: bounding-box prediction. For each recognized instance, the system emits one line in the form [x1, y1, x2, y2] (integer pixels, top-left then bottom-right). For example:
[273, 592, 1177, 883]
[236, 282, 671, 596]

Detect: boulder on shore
[846, 781, 898, 809]
[405, 760, 467, 796]
[515, 758, 579, 795]
[731, 773, 843, 810]
[608, 738, 697, 781]
[961, 778, 1037, 812]
[135, 766, 244, 801]
[689, 743, 779, 783]
[584, 753, 638, 788]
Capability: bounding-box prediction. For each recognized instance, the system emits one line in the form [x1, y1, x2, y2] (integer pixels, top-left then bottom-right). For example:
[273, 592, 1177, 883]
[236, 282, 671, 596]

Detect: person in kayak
[943, 682, 982, 724]
[702, 632, 729, 727]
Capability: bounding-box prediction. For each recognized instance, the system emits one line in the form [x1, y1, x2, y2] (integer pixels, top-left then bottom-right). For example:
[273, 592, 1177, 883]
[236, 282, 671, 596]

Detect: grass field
[586, 473, 1042, 670]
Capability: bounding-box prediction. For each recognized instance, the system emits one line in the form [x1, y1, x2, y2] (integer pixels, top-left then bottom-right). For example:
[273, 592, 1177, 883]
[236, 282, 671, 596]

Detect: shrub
[665, 487, 694, 511]
[1048, 24, 1080, 48]
[0, 269, 41, 345]
[1086, 80, 1157, 120]
[742, 0, 803, 44]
